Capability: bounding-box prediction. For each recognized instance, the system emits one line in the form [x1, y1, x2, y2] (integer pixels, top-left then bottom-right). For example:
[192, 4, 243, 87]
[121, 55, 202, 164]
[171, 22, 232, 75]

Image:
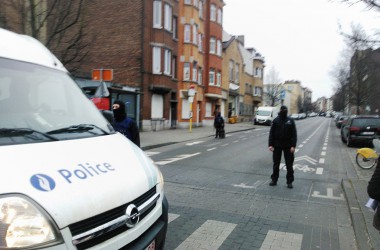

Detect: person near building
[112, 100, 140, 147]
[214, 111, 225, 138]
[268, 105, 297, 188]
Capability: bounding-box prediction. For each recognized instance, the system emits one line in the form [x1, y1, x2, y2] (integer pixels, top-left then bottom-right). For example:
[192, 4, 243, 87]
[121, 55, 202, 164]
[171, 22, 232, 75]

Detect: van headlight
[0, 195, 61, 249]
[155, 165, 164, 193]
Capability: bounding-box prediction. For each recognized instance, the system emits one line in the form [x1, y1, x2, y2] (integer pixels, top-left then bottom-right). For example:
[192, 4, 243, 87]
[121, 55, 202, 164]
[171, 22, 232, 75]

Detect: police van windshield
[0, 58, 114, 145]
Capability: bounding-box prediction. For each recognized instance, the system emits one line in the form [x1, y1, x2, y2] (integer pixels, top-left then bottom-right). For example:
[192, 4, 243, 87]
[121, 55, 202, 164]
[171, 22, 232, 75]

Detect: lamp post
[188, 86, 196, 132]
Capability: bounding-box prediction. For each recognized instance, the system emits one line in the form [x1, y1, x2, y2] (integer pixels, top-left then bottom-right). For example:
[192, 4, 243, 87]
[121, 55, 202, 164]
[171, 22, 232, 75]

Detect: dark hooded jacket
[268, 106, 297, 148]
[112, 100, 140, 147]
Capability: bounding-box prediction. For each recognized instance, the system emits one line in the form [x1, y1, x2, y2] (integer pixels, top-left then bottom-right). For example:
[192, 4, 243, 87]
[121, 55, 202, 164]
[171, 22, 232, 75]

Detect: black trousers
[271, 146, 294, 184]
[215, 126, 223, 138]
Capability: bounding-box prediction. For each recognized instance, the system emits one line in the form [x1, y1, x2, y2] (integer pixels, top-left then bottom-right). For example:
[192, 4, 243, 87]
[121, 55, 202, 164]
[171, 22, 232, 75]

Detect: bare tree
[0, 0, 89, 72]
[264, 67, 283, 106]
[331, 49, 351, 112]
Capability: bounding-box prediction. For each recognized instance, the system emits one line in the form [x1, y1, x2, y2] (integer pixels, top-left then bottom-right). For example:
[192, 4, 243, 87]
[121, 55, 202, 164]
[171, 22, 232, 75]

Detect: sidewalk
[140, 122, 379, 249]
[140, 122, 255, 150]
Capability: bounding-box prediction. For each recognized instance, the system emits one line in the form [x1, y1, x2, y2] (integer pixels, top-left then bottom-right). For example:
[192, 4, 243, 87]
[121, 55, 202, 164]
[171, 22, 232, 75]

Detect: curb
[341, 179, 373, 249]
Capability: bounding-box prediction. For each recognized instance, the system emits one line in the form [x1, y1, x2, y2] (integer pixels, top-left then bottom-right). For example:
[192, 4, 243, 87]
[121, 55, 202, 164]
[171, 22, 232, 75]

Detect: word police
[58, 162, 115, 183]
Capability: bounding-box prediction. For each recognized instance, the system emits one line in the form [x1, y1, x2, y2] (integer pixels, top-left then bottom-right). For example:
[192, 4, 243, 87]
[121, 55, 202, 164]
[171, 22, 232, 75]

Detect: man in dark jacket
[268, 105, 297, 188]
[112, 100, 140, 147]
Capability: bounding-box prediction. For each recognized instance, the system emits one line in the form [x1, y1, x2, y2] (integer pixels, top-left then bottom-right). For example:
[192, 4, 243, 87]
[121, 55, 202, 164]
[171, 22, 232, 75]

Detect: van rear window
[352, 118, 380, 127]
[257, 111, 271, 116]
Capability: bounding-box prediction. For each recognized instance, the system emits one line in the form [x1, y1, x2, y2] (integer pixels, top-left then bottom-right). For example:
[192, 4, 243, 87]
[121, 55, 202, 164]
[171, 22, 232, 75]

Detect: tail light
[349, 126, 360, 132]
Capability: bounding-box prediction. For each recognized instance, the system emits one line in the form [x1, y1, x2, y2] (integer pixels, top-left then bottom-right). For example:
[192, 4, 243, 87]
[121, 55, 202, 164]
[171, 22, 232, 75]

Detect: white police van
[0, 28, 168, 249]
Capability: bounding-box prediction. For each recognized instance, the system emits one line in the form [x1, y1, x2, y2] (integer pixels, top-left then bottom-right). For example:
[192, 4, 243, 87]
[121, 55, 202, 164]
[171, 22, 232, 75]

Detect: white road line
[319, 158, 325, 164]
[316, 168, 324, 175]
[207, 147, 216, 151]
[312, 188, 344, 200]
[145, 152, 160, 156]
[260, 230, 302, 250]
[168, 213, 180, 223]
[322, 147, 327, 150]
[321, 151, 326, 156]
[233, 140, 239, 143]
[186, 141, 204, 146]
[298, 144, 304, 148]
[242, 138, 247, 140]
[221, 144, 229, 147]
[155, 152, 201, 165]
[295, 149, 299, 153]
[175, 220, 237, 250]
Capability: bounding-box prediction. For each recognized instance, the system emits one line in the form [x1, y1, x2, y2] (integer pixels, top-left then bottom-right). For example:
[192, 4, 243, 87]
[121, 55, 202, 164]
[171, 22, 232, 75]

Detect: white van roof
[0, 28, 67, 72]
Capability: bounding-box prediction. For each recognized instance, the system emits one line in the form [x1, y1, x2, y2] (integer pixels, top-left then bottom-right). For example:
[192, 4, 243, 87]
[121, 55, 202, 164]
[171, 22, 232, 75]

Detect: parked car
[290, 113, 300, 120]
[341, 115, 380, 147]
[335, 115, 348, 128]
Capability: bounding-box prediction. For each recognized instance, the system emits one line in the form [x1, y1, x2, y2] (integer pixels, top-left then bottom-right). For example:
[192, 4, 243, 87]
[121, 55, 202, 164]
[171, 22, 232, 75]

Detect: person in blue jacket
[112, 100, 140, 147]
[268, 105, 297, 188]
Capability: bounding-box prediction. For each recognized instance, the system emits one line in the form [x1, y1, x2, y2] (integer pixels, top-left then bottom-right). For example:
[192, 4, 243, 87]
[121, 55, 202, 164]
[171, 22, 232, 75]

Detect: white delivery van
[0, 28, 168, 249]
[254, 106, 279, 125]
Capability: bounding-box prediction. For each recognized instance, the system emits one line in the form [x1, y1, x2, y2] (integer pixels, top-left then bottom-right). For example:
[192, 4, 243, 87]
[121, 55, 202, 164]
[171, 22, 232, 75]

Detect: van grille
[69, 186, 158, 250]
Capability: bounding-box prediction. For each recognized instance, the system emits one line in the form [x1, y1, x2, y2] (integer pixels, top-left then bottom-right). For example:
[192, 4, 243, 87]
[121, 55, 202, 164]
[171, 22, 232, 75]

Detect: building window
[216, 71, 221, 86]
[172, 16, 178, 39]
[172, 56, 177, 79]
[217, 8, 223, 24]
[198, 67, 202, 84]
[235, 64, 239, 83]
[164, 49, 172, 75]
[182, 99, 190, 119]
[193, 0, 198, 7]
[198, 33, 203, 52]
[151, 94, 164, 118]
[192, 61, 197, 82]
[152, 46, 161, 74]
[184, 0, 191, 4]
[217, 39, 222, 56]
[184, 24, 191, 43]
[255, 67, 262, 78]
[164, 4, 172, 31]
[206, 102, 212, 117]
[254, 86, 262, 96]
[210, 37, 216, 54]
[209, 68, 215, 85]
[153, 0, 162, 28]
[184, 62, 190, 80]
[193, 24, 198, 45]
[229, 60, 234, 81]
[199, 0, 203, 19]
[210, 4, 216, 21]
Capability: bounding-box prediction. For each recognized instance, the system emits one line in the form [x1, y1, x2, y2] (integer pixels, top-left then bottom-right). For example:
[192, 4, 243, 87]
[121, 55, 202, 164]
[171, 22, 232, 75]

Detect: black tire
[356, 153, 377, 169]
[346, 136, 352, 147]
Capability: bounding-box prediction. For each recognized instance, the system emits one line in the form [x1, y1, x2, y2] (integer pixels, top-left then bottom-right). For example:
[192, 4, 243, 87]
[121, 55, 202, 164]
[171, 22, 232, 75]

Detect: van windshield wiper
[46, 124, 109, 135]
[0, 128, 59, 141]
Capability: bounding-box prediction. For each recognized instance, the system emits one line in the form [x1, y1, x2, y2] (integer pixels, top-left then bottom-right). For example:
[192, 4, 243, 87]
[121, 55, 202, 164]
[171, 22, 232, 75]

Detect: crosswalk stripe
[175, 220, 236, 250]
[260, 230, 302, 250]
[145, 151, 160, 156]
[168, 213, 180, 223]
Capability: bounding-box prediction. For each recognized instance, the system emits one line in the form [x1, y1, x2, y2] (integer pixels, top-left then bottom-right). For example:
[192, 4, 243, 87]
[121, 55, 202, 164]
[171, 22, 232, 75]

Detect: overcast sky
[223, 0, 379, 101]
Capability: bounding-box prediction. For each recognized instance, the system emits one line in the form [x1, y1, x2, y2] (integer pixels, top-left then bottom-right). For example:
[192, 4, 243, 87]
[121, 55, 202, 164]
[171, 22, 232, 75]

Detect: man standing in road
[268, 105, 297, 188]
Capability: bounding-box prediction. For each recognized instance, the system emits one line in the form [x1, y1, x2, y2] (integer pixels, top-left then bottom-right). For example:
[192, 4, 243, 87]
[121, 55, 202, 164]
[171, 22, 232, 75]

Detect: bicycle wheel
[356, 153, 377, 169]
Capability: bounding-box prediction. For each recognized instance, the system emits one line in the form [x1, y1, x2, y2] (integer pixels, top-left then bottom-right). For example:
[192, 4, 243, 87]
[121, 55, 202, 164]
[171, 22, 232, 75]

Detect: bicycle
[356, 139, 380, 169]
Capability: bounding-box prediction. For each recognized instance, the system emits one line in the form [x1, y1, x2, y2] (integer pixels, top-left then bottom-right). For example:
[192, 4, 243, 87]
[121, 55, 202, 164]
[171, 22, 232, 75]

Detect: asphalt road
[146, 117, 359, 250]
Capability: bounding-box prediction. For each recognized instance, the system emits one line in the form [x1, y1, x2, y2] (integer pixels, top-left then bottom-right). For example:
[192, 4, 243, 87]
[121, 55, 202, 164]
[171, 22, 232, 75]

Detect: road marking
[295, 155, 317, 165]
[242, 138, 247, 140]
[316, 167, 324, 175]
[312, 188, 344, 200]
[298, 144, 304, 148]
[145, 151, 160, 156]
[281, 163, 316, 173]
[260, 230, 302, 250]
[155, 152, 201, 165]
[319, 158, 325, 164]
[175, 220, 236, 250]
[221, 143, 229, 147]
[233, 140, 239, 143]
[186, 141, 204, 146]
[321, 151, 326, 156]
[232, 180, 264, 189]
[168, 213, 180, 223]
[207, 147, 216, 151]
[323, 146, 327, 150]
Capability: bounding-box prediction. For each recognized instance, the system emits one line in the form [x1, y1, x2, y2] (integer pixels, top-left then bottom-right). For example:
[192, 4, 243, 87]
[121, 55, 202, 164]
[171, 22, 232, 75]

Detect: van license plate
[146, 240, 155, 250]
[362, 132, 375, 135]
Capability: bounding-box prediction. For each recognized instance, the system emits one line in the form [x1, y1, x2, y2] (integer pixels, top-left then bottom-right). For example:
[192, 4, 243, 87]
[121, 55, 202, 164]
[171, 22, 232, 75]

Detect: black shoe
[287, 183, 293, 189]
[269, 181, 277, 186]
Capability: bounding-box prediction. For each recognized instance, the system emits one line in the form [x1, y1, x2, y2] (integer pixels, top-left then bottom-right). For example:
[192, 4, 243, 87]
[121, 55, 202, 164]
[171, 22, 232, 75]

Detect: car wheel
[347, 136, 352, 147]
[341, 131, 346, 143]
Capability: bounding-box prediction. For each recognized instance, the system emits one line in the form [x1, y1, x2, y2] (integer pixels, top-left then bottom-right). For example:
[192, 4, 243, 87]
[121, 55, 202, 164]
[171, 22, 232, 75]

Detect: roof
[0, 28, 67, 72]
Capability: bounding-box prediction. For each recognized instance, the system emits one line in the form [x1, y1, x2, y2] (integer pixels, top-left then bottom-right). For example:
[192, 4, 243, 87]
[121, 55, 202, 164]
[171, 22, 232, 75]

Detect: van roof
[0, 28, 67, 72]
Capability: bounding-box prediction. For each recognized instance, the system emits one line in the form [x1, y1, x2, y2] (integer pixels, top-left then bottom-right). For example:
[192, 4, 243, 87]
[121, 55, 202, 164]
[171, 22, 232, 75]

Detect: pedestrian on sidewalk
[367, 159, 380, 230]
[268, 105, 297, 188]
[112, 100, 140, 147]
[214, 111, 225, 138]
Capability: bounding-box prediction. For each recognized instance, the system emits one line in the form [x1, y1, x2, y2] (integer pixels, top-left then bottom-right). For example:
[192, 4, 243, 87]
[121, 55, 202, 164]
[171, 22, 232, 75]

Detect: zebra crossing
[168, 213, 303, 250]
